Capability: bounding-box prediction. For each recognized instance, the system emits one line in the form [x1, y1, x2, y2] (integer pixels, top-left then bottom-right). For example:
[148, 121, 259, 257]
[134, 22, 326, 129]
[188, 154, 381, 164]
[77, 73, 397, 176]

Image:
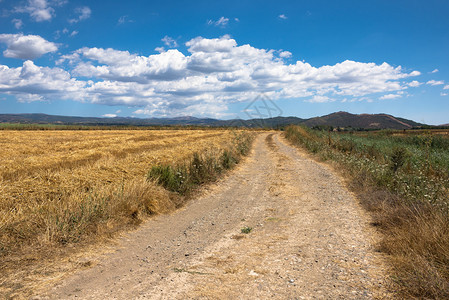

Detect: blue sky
[0, 0, 448, 124]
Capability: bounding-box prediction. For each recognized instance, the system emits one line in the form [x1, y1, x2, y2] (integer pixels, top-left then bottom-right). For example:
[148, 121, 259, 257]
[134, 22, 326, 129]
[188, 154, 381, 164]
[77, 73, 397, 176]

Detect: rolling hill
[301, 111, 423, 129]
[0, 112, 425, 129]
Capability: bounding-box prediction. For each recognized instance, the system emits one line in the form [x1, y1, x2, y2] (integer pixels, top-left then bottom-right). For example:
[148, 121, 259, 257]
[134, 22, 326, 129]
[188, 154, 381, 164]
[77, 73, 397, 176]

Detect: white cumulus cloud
[306, 95, 334, 103]
[65, 47, 188, 82]
[1, 36, 422, 117]
[444, 85, 449, 90]
[161, 36, 178, 48]
[279, 14, 287, 20]
[0, 33, 58, 59]
[279, 50, 292, 58]
[186, 35, 236, 53]
[380, 93, 402, 100]
[427, 80, 444, 86]
[0, 60, 86, 101]
[15, 0, 55, 22]
[408, 80, 421, 87]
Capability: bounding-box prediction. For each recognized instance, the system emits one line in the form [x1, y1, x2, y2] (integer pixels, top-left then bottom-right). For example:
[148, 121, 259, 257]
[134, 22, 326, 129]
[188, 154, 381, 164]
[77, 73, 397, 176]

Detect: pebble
[248, 270, 259, 276]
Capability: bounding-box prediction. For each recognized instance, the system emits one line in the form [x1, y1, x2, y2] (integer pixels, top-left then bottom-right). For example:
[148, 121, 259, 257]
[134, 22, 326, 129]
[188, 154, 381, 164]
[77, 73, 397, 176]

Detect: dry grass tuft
[357, 185, 449, 298]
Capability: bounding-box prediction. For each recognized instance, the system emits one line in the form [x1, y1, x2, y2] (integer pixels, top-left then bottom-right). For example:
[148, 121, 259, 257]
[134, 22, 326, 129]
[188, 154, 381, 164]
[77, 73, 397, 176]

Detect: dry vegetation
[0, 129, 253, 297]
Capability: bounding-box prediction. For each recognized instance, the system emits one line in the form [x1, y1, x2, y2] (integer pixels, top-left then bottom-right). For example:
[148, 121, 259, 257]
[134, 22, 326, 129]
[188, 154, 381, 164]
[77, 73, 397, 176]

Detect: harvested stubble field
[0, 129, 249, 296]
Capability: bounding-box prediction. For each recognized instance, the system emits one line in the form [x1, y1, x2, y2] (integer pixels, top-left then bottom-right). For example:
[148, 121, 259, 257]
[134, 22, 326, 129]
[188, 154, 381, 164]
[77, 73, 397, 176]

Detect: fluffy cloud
[186, 36, 237, 53]
[408, 80, 422, 87]
[15, 0, 55, 22]
[161, 36, 178, 48]
[65, 47, 189, 82]
[0, 33, 58, 59]
[12, 19, 23, 29]
[307, 95, 334, 103]
[380, 93, 402, 100]
[0, 60, 86, 101]
[2, 36, 421, 117]
[427, 80, 444, 86]
[68, 6, 91, 24]
[279, 51, 292, 58]
[444, 85, 449, 90]
[279, 14, 288, 20]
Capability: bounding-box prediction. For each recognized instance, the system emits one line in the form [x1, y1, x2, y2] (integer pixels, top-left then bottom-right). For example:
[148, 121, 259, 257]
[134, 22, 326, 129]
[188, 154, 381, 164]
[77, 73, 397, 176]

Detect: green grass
[241, 226, 253, 234]
[285, 127, 449, 210]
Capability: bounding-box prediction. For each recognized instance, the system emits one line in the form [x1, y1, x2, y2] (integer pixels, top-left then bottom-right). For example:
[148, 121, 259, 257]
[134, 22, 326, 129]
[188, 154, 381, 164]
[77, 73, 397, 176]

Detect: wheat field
[0, 129, 241, 256]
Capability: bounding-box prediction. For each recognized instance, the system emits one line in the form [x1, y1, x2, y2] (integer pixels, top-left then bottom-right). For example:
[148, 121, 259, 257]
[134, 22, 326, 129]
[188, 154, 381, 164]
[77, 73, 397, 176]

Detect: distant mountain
[0, 113, 220, 126]
[216, 116, 306, 128]
[301, 112, 423, 130]
[0, 113, 306, 128]
[0, 112, 425, 129]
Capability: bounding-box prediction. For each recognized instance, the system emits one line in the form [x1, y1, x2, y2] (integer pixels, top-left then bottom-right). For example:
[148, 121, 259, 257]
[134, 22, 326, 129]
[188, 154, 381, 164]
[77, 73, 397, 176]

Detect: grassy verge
[148, 131, 254, 196]
[284, 126, 449, 298]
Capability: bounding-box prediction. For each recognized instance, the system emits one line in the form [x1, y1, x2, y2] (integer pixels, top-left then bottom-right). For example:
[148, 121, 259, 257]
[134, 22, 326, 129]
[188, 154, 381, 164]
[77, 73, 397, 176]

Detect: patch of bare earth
[38, 133, 391, 299]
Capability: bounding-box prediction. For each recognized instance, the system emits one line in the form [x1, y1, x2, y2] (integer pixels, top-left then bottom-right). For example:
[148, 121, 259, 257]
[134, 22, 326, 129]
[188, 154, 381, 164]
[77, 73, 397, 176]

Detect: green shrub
[241, 226, 253, 234]
[148, 165, 189, 194]
[390, 146, 409, 173]
[221, 150, 236, 169]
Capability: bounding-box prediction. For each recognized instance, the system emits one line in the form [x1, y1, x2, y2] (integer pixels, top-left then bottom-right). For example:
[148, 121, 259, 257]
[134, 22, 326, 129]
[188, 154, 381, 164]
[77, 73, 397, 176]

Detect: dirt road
[40, 133, 390, 299]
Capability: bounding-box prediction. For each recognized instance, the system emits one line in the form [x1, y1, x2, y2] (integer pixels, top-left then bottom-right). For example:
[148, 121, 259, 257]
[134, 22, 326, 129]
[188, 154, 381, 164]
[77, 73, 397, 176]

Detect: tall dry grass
[355, 183, 449, 298]
[0, 129, 252, 298]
